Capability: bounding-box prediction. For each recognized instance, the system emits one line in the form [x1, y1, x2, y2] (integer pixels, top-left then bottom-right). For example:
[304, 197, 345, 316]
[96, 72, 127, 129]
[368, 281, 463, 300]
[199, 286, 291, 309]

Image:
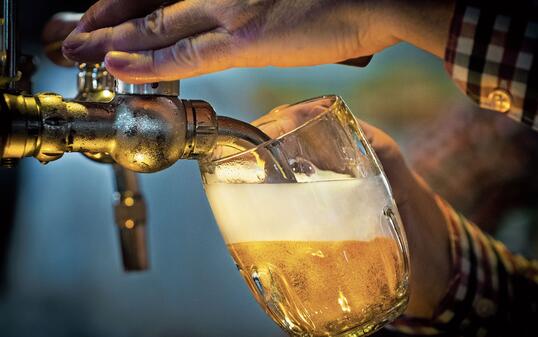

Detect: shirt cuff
[444, 0, 537, 130]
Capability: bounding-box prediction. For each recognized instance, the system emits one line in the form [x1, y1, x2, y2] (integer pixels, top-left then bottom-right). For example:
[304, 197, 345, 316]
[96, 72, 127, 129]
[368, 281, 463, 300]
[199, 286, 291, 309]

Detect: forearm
[383, 0, 456, 58]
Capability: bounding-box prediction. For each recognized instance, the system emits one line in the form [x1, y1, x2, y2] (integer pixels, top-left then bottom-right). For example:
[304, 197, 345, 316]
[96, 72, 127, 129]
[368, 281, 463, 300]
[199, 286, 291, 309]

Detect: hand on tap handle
[60, 0, 454, 83]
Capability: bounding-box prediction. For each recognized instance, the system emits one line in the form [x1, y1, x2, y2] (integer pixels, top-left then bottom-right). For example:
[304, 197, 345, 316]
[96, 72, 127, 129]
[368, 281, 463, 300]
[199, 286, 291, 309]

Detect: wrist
[383, 0, 456, 58]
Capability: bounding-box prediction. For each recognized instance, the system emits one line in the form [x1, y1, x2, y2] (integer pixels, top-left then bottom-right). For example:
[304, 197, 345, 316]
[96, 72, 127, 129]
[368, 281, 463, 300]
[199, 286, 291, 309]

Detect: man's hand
[61, 0, 454, 83]
[253, 108, 452, 319]
[62, 0, 408, 83]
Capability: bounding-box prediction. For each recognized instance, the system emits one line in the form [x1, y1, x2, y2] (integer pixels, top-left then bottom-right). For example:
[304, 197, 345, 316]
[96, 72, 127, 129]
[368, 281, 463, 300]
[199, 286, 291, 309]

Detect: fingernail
[62, 32, 90, 51]
[105, 51, 139, 69]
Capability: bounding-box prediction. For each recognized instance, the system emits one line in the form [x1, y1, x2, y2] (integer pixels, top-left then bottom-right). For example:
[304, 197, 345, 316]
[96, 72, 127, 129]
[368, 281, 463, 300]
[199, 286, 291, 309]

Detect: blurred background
[1, 1, 537, 336]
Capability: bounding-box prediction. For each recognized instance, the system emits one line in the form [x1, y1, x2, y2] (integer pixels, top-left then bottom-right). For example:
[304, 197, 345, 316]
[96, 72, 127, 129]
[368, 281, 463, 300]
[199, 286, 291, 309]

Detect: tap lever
[113, 163, 141, 194]
[118, 225, 148, 271]
[112, 164, 148, 271]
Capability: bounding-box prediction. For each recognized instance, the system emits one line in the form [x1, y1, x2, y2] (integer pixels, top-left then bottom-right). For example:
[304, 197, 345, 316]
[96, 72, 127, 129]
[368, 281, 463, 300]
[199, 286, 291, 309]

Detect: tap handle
[118, 225, 148, 271]
[112, 164, 149, 271]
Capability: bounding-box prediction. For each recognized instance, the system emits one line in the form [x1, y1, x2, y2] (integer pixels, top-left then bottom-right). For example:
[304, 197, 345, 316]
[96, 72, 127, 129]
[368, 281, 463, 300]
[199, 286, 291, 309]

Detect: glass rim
[209, 95, 342, 165]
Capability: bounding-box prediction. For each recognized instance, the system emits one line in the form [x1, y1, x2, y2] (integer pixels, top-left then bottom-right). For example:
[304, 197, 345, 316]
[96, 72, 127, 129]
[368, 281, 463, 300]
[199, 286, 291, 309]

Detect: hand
[62, 0, 453, 83]
[62, 0, 396, 82]
[253, 108, 452, 319]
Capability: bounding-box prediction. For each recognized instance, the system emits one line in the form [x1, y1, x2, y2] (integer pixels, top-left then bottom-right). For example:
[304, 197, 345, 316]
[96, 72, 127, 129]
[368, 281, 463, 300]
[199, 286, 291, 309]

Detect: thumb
[104, 28, 237, 83]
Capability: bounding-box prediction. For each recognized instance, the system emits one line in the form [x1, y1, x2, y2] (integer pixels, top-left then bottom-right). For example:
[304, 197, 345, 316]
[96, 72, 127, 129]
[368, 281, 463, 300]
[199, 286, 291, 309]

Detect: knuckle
[171, 37, 201, 69]
[81, 11, 98, 31]
[105, 27, 118, 51]
[141, 7, 166, 37]
[81, 0, 112, 30]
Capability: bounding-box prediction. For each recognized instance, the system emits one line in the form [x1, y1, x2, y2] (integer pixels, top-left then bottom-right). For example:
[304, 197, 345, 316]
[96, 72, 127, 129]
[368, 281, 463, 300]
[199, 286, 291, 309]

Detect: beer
[205, 175, 408, 336]
[228, 239, 406, 336]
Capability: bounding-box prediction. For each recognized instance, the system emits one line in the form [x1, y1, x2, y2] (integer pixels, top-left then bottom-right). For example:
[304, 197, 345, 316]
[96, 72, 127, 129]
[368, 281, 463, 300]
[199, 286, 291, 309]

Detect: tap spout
[214, 116, 296, 183]
[216, 116, 271, 145]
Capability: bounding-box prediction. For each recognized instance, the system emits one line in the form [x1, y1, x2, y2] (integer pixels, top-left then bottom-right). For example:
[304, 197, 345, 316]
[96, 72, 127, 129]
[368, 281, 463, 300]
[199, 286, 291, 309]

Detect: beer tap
[0, 79, 220, 170]
[0, 64, 221, 270]
[1, 0, 278, 273]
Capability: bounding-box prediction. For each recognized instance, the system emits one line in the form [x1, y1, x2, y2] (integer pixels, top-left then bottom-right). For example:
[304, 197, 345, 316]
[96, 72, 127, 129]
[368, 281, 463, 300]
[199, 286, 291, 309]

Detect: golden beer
[228, 238, 407, 336]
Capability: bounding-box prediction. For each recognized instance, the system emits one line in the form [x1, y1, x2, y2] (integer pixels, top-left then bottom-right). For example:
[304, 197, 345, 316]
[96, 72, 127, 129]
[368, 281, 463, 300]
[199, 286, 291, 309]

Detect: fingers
[42, 12, 82, 67]
[63, 1, 218, 63]
[252, 104, 293, 138]
[75, 0, 165, 33]
[104, 28, 236, 83]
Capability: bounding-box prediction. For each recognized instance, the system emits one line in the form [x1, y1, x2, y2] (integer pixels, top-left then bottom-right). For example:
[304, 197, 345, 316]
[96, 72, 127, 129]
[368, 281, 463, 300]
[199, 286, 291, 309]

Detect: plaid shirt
[387, 1, 538, 335]
[444, 0, 537, 130]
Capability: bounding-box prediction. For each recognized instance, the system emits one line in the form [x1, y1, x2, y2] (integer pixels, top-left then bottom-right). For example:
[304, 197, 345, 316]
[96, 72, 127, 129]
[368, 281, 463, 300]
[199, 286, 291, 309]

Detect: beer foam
[205, 174, 395, 243]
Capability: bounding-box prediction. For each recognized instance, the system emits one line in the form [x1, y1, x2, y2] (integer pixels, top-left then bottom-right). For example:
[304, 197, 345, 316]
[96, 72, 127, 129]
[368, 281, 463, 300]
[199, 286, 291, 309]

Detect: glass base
[337, 296, 408, 337]
[286, 295, 409, 337]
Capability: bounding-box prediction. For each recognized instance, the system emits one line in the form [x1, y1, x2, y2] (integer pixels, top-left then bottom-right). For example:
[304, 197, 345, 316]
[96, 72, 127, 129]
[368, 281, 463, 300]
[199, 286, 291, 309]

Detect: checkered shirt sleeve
[444, 0, 537, 130]
[387, 197, 538, 336]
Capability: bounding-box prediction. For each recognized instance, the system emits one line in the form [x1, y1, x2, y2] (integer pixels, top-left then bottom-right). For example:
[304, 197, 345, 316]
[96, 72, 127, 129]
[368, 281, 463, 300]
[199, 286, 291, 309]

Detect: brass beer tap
[0, 0, 288, 272]
[0, 57, 219, 270]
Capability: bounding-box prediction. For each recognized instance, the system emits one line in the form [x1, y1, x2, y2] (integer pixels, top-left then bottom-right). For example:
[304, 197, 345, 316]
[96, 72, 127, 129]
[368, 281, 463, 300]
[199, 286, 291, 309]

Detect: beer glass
[200, 96, 409, 336]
